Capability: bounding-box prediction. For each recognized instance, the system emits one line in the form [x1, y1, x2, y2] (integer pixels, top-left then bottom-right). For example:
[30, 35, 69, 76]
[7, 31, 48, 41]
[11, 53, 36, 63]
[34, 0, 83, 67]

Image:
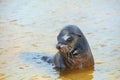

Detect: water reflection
[20, 52, 54, 68]
[57, 68, 94, 80]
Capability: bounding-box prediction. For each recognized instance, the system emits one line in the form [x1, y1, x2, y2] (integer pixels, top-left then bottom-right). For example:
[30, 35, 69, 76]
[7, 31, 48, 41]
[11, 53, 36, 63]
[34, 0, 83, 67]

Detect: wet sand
[0, 0, 120, 80]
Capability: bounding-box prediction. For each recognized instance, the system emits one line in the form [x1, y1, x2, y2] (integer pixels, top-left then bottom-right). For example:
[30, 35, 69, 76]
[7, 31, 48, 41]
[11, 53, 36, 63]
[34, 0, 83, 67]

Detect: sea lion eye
[67, 37, 73, 42]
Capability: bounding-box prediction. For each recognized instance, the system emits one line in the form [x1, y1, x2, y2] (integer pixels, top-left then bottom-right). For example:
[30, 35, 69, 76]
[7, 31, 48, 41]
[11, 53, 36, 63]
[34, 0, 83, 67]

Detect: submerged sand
[0, 0, 120, 80]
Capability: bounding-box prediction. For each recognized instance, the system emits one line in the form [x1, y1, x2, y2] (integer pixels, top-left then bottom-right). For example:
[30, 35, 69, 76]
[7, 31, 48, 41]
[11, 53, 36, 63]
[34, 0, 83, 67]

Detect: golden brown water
[0, 0, 120, 80]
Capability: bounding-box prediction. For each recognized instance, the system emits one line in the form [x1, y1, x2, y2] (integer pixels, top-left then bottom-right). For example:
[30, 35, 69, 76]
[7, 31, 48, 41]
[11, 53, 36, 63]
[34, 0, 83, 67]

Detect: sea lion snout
[56, 42, 72, 54]
[56, 42, 64, 49]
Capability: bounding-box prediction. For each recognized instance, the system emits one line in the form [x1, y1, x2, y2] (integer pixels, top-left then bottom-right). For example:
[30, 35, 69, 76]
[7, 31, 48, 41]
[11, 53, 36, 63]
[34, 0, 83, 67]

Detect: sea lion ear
[75, 33, 82, 37]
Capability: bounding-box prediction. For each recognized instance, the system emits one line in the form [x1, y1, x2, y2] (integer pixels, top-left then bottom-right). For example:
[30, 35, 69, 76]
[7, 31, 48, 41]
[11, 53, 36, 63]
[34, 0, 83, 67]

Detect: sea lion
[54, 25, 94, 69]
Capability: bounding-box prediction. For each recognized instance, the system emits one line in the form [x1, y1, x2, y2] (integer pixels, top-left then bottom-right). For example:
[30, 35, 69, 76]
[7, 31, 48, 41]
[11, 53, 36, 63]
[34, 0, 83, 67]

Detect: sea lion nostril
[56, 45, 60, 49]
[56, 44, 61, 49]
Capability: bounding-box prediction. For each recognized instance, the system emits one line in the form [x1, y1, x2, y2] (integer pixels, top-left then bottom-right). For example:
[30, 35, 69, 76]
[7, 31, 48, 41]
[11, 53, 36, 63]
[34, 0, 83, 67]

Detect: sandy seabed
[0, 0, 120, 80]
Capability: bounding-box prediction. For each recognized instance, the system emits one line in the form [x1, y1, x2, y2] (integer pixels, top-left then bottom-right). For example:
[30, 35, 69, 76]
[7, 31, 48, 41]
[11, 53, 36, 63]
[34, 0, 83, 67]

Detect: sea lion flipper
[54, 53, 66, 68]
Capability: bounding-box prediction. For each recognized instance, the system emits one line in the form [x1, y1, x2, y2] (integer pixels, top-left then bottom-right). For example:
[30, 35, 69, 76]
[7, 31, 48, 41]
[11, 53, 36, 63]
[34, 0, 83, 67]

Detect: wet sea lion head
[56, 25, 87, 56]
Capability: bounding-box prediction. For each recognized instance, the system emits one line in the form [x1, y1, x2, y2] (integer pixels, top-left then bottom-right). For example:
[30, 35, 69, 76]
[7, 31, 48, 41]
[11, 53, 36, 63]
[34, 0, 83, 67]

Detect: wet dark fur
[54, 25, 94, 69]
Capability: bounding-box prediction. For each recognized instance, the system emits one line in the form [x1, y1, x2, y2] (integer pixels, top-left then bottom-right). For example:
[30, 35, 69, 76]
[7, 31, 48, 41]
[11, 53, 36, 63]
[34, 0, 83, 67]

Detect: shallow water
[0, 0, 120, 80]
